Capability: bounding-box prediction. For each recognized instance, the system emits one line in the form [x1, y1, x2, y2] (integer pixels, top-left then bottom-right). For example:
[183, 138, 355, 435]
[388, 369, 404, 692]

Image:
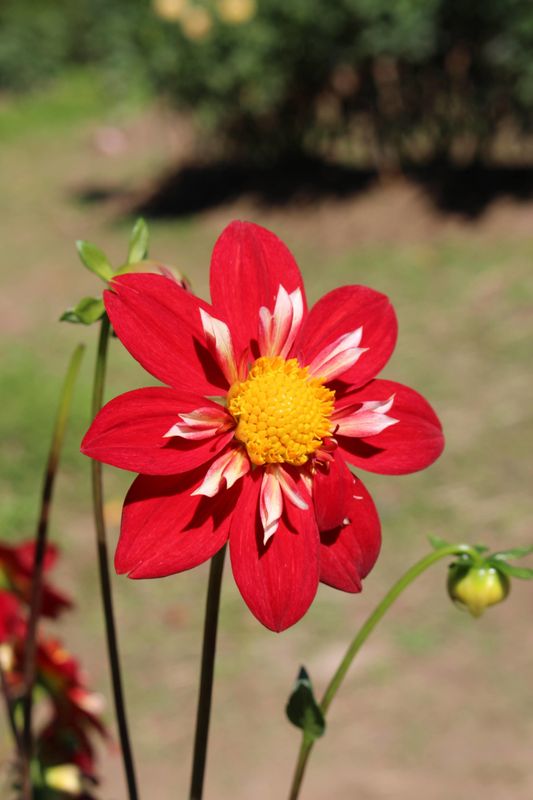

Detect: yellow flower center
[227, 356, 335, 466]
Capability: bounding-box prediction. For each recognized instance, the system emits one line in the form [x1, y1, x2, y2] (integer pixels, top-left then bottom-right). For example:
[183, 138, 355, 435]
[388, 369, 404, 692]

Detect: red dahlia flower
[0, 541, 72, 619]
[0, 589, 23, 643]
[36, 639, 106, 733]
[82, 222, 444, 631]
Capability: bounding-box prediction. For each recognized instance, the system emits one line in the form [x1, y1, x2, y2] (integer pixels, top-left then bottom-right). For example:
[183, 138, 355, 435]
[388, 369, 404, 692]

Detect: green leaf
[286, 667, 325, 741]
[428, 534, 450, 550]
[76, 241, 113, 282]
[60, 297, 105, 325]
[490, 545, 533, 562]
[127, 218, 149, 265]
[489, 561, 533, 580]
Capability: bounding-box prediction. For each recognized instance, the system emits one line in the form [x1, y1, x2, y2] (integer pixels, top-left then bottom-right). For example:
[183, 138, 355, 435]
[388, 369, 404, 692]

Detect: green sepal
[76, 240, 113, 282]
[428, 534, 450, 550]
[490, 545, 533, 562]
[127, 218, 149, 265]
[60, 297, 105, 325]
[489, 560, 533, 580]
[428, 535, 488, 557]
[115, 258, 154, 276]
[30, 757, 45, 789]
[286, 666, 325, 741]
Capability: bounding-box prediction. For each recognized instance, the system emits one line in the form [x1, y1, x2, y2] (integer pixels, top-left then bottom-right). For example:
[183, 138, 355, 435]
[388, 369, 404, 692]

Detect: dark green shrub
[1, 0, 533, 165]
[133, 0, 533, 163]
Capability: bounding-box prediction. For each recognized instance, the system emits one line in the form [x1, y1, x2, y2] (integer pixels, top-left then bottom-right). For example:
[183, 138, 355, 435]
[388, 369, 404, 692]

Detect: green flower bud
[44, 764, 82, 794]
[447, 563, 510, 617]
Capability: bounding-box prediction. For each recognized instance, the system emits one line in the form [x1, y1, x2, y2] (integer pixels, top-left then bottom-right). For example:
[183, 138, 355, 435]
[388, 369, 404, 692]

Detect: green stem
[1, 663, 22, 756]
[288, 543, 480, 800]
[91, 315, 139, 800]
[21, 343, 85, 799]
[189, 545, 227, 800]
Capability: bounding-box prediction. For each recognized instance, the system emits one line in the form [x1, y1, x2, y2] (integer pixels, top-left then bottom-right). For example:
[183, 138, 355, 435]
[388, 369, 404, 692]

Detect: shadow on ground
[73, 157, 533, 221]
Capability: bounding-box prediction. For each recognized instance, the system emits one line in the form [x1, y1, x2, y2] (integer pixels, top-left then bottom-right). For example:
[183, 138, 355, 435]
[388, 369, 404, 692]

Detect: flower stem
[1, 662, 22, 755]
[91, 315, 139, 800]
[287, 543, 480, 800]
[21, 343, 85, 798]
[189, 545, 227, 800]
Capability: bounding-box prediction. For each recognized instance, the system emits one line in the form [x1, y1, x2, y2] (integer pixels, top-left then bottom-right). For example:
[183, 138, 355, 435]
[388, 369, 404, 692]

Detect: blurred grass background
[1, 2, 533, 798]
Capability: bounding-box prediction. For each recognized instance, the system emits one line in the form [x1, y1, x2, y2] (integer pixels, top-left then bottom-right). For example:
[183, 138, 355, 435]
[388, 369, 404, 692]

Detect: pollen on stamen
[227, 356, 335, 466]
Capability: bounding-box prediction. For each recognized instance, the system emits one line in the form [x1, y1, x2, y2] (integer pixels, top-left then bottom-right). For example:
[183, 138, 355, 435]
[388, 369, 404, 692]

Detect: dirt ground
[1, 100, 533, 799]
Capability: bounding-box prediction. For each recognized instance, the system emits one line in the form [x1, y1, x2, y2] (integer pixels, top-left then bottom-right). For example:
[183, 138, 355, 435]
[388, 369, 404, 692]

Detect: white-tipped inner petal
[269, 285, 293, 354]
[260, 470, 283, 544]
[307, 327, 367, 381]
[192, 448, 250, 498]
[164, 406, 232, 440]
[334, 394, 398, 438]
[273, 465, 309, 510]
[281, 288, 304, 358]
[200, 308, 239, 384]
[258, 285, 304, 359]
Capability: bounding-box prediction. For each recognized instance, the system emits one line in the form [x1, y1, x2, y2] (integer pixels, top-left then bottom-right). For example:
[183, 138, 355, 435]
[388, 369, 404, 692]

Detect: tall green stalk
[288, 544, 480, 800]
[21, 343, 85, 799]
[189, 545, 227, 800]
[91, 315, 139, 800]
[1, 663, 22, 757]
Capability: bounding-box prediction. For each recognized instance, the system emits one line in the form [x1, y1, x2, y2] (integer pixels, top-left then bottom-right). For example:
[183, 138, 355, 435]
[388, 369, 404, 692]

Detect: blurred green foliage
[1, 0, 533, 164]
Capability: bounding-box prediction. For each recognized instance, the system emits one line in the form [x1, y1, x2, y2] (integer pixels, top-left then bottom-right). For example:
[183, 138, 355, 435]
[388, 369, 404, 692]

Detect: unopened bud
[447, 564, 510, 617]
[45, 764, 83, 794]
[117, 259, 191, 291]
[0, 643, 14, 671]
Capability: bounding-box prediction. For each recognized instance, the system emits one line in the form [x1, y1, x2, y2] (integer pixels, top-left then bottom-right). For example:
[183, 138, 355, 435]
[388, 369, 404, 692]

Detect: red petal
[81, 387, 233, 475]
[0, 590, 22, 642]
[105, 273, 227, 394]
[313, 451, 353, 530]
[319, 475, 381, 592]
[209, 221, 307, 360]
[296, 286, 397, 387]
[0, 542, 72, 618]
[39, 585, 73, 618]
[115, 468, 241, 578]
[336, 379, 444, 475]
[229, 472, 319, 632]
[4, 541, 57, 574]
